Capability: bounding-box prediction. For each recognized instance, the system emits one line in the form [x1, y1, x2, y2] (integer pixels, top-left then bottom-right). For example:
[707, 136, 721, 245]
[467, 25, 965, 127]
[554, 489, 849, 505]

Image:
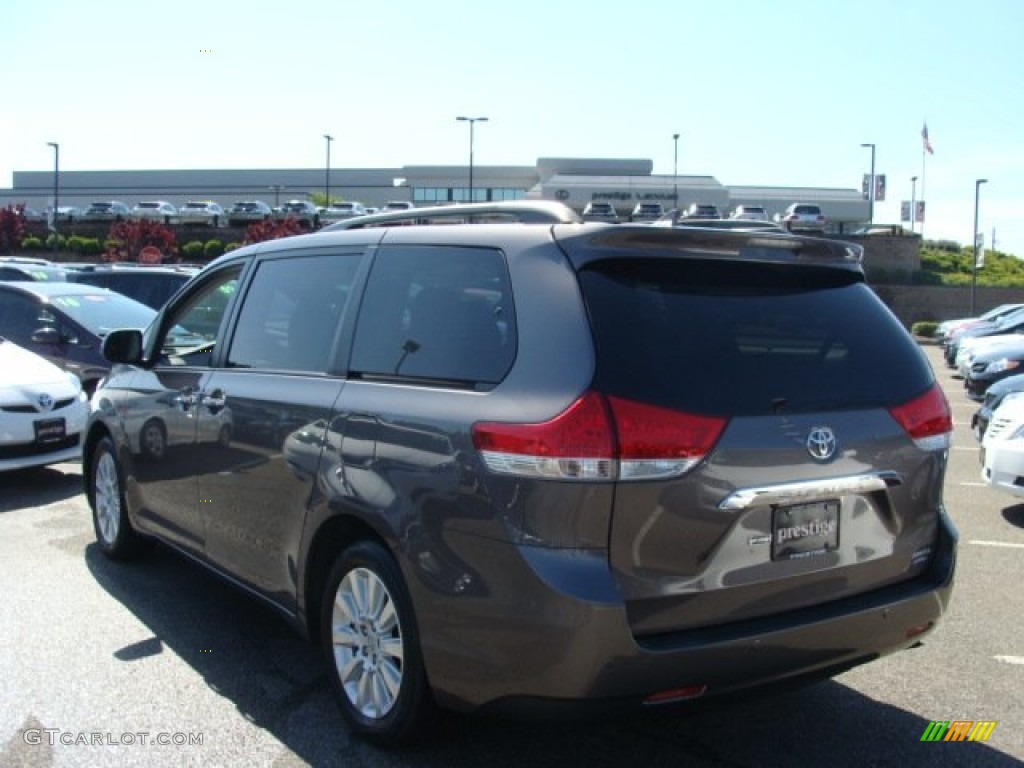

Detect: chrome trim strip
[717, 472, 902, 510]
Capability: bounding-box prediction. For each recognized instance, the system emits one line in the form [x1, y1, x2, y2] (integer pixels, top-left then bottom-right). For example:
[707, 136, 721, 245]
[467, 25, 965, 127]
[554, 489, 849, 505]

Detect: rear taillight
[888, 384, 952, 451]
[472, 391, 726, 481]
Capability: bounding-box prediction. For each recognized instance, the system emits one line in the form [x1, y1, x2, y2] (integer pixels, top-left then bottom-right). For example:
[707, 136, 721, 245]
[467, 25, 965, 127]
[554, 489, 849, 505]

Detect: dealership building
[1, 157, 871, 231]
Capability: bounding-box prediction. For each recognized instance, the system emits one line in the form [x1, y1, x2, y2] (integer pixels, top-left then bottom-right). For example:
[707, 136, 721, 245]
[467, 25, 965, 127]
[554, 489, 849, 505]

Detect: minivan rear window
[580, 258, 933, 416]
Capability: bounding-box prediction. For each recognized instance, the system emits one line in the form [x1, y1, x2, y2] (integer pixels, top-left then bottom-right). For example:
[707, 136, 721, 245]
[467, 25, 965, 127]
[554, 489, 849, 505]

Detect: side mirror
[102, 329, 144, 364]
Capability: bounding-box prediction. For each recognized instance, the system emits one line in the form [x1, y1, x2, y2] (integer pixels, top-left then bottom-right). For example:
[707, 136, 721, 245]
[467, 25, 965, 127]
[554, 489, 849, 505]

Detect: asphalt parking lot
[0, 343, 1021, 768]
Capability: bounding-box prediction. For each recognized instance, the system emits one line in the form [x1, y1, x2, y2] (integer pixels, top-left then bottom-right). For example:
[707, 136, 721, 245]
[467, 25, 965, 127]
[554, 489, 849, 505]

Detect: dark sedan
[0, 282, 157, 395]
[965, 339, 1024, 400]
[972, 371, 1024, 440]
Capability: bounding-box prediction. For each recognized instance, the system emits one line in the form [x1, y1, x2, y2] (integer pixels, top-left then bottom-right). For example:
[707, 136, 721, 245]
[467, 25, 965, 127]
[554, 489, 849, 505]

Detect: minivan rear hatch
[561, 227, 950, 637]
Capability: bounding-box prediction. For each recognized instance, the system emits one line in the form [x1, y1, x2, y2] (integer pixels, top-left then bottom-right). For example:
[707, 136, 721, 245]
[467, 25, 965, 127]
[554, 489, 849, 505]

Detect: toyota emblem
[37, 393, 54, 412]
[806, 426, 837, 461]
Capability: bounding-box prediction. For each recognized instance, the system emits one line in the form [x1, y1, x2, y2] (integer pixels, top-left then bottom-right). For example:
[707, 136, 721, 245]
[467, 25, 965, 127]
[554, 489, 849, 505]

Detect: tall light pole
[672, 133, 680, 208]
[910, 176, 918, 233]
[269, 184, 284, 208]
[456, 116, 488, 202]
[971, 178, 989, 316]
[46, 142, 59, 233]
[860, 143, 876, 225]
[323, 134, 333, 207]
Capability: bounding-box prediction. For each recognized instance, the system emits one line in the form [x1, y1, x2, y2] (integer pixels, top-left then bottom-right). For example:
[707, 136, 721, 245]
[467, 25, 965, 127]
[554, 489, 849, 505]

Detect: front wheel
[321, 541, 434, 745]
[89, 437, 144, 559]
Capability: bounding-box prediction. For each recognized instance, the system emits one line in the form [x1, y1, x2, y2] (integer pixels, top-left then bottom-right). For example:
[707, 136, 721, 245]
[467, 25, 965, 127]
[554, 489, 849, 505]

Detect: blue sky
[3, 0, 1023, 256]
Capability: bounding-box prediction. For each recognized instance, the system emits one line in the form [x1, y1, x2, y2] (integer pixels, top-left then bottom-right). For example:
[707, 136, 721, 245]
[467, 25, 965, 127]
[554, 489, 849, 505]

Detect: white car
[0, 339, 88, 472]
[179, 201, 225, 227]
[321, 201, 368, 223]
[131, 201, 178, 225]
[981, 396, 1024, 497]
[730, 204, 769, 220]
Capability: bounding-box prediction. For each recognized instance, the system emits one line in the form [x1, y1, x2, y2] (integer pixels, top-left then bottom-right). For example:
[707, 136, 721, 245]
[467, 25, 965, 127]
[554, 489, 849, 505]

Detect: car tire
[89, 436, 145, 559]
[321, 540, 434, 745]
[140, 418, 167, 461]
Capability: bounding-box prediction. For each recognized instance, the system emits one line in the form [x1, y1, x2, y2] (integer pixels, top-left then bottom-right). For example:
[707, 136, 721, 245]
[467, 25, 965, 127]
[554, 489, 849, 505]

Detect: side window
[350, 245, 515, 387]
[157, 268, 241, 367]
[226, 253, 361, 373]
[0, 294, 42, 344]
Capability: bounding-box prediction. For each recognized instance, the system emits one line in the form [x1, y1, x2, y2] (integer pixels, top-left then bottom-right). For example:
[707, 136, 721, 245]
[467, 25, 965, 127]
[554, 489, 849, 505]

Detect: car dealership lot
[0, 343, 1021, 767]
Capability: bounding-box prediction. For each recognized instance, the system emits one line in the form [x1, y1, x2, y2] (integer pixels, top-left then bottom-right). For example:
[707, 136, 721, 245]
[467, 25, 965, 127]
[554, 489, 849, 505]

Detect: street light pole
[672, 133, 680, 209]
[910, 176, 918, 233]
[860, 143, 876, 225]
[46, 142, 59, 233]
[971, 178, 989, 316]
[456, 116, 488, 202]
[323, 134, 334, 207]
[269, 185, 284, 208]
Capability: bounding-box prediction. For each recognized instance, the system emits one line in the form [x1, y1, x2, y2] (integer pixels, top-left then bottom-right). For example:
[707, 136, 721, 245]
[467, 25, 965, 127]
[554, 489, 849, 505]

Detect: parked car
[0, 257, 70, 283]
[937, 303, 1024, 344]
[276, 199, 321, 227]
[69, 265, 197, 310]
[227, 200, 273, 227]
[981, 396, 1024, 497]
[581, 201, 620, 222]
[179, 201, 225, 227]
[0, 281, 157, 395]
[131, 201, 178, 225]
[776, 203, 826, 232]
[630, 202, 665, 221]
[964, 339, 1024, 400]
[971, 372, 1024, 440]
[683, 203, 722, 219]
[379, 201, 415, 213]
[944, 306, 1024, 367]
[84, 200, 955, 746]
[51, 206, 81, 224]
[729, 204, 768, 220]
[20, 206, 46, 222]
[82, 201, 131, 222]
[320, 201, 368, 223]
[0, 338, 89, 472]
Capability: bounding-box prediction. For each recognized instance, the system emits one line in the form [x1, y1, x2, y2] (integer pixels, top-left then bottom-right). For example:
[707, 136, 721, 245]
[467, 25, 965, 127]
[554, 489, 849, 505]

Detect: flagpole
[920, 121, 929, 241]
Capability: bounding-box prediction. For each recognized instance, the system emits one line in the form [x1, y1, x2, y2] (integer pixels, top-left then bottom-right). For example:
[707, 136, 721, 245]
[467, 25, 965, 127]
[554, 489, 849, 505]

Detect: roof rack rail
[319, 200, 582, 231]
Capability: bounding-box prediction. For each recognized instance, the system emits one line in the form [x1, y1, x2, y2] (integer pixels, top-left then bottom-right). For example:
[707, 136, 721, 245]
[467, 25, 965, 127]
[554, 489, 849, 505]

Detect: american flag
[922, 123, 934, 155]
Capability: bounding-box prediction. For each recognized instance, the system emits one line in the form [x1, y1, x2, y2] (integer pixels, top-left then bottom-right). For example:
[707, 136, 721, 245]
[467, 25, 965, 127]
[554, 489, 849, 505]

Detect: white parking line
[970, 540, 1024, 549]
[994, 656, 1024, 665]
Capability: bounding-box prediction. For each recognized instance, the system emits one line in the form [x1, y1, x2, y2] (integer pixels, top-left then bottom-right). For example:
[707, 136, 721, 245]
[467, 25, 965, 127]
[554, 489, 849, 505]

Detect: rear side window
[580, 258, 933, 416]
[350, 245, 515, 388]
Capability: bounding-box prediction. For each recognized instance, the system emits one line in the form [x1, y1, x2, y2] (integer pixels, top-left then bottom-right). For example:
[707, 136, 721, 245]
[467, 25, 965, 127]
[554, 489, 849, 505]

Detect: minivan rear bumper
[418, 510, 956, 713]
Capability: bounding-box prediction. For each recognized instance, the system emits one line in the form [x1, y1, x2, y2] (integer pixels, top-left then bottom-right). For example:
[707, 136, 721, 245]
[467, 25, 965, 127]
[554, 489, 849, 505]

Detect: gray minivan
[84, 200, 956, 745]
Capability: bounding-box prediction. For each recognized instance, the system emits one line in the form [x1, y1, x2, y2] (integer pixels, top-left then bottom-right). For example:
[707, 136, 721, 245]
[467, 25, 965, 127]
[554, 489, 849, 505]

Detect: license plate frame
[771, 500, 840, 561]
[34, 417, 66, 444]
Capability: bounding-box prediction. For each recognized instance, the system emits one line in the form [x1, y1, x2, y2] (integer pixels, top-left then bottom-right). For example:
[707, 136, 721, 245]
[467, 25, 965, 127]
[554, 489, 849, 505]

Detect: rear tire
[89, 437, 145, 559]
[321, 540, 434, 745]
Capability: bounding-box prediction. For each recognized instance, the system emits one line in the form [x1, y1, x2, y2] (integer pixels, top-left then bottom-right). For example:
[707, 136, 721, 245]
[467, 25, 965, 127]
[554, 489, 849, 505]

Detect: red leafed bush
[105, 220, 178, 262]
[0, 204, 27, 254]
[244, 217, 303, 245]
